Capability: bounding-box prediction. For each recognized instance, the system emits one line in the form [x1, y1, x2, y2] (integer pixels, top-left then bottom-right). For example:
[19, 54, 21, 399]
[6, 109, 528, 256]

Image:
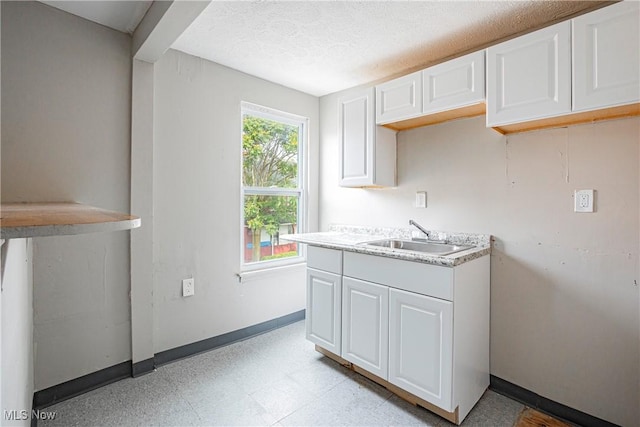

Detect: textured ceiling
[172, 1, 607, 96]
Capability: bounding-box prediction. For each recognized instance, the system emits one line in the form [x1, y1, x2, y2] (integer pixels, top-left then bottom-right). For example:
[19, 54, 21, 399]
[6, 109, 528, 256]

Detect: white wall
[319, 88, 639, 426]
[152, 49, 319, 353]
[1, 2, 132, 390]
[1, 239, 34, 427]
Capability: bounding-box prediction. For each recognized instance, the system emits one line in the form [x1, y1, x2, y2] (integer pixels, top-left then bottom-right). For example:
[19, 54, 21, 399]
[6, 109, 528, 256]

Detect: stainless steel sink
[362, 239, 474, 256]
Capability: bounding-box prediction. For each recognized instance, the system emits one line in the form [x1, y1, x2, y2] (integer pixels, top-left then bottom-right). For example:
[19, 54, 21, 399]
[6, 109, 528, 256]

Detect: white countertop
[283, 225, 491, 267]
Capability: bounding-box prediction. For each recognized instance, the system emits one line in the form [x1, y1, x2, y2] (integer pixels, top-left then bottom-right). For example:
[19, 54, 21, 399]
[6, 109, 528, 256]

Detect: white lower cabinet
[341, 277, 389, 378]
[306, 247, 489, 425]
[306, 246, 343, 355]
[306, 268, 342, 355]
[388, 288, 453, 411]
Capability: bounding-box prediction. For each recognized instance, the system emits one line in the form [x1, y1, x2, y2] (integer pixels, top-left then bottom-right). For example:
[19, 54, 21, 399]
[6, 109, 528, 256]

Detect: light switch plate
[574, 189, 594, 213]
[415, 191, 427, 208]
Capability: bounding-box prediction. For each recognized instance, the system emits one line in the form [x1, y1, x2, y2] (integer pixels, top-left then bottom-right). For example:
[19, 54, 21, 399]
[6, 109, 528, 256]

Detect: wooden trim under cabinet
[491, 103, 640, 134]
[315, 345, 460, 425]
[382, 103, 486, 132]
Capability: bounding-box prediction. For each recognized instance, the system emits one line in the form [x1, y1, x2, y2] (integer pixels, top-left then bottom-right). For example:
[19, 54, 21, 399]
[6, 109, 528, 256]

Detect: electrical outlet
[574, 189, 594, 213]
[415, 191, 427, 208]
[182, 278, 195, 297]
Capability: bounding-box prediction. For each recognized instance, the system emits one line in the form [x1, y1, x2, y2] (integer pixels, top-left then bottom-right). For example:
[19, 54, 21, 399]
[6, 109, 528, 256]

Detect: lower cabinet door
[388, 288, 453, 411]
[341, 277, 389, 379]
[306, 268, 342, 354]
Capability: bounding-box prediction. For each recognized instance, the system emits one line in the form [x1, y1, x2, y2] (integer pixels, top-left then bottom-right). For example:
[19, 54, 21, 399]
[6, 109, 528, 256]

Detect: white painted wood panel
[389, 288, 453, 411]
[487, 21, 571, 126]
[376, 71, 422, 124]
[339, 89, 373, 186]
[307, 246, 342, 275]
[451, 256, 490, 421]
[306, 268, 342, 354]
[423, 51, 485, 114]
[339, 88, 396, 187]
[572, 1, 640, 111]
[341, 277, 389, 378]
[343, 251, 453, 301]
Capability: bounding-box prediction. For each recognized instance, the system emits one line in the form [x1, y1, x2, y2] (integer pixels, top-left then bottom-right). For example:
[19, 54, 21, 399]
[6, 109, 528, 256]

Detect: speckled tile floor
[39, 321, 524, 427]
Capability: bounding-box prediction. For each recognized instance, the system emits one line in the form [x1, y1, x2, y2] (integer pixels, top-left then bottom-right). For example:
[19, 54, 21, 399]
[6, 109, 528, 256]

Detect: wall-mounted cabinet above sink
[376, 51, 486, 132]
[364, 2, 638, 136]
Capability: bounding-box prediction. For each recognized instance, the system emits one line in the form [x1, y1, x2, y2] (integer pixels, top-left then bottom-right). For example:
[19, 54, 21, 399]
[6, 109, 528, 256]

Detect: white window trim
[240, 102, 308, 272]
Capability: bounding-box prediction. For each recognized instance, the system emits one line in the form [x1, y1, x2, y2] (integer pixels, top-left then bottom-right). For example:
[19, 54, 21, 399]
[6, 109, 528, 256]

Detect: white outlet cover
[574, 189, 594, 213]
[415, 191, 427, 208]
[182, 278, 195, 297]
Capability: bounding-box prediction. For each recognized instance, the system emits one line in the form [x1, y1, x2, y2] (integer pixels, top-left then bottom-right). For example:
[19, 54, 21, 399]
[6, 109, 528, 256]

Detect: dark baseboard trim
[33, 310, 305, 410]
[132, 358, 155, 377]
[33, 361, 131, 409]
[489, 375, 620, 427]
[154, 309, 306, 366]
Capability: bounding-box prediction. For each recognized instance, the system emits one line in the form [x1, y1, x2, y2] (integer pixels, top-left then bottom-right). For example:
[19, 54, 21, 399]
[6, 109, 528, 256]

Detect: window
[241, 102, 306, 269]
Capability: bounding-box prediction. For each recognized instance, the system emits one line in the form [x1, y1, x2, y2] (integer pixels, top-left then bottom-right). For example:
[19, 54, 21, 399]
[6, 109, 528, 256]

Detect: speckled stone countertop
[282, 224, 491, 267]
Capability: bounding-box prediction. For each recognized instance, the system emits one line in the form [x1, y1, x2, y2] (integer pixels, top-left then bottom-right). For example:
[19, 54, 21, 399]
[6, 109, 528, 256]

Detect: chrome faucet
[409, 219, 430, 240]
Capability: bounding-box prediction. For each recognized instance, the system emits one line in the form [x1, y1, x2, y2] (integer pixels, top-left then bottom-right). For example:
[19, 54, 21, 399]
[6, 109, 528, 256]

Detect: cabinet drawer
[307, 246, 342, 274]
[343, 251, 453, 301]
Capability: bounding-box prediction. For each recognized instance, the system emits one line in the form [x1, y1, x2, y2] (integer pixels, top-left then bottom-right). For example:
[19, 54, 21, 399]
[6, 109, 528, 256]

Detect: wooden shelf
[0, 202, 141, 239]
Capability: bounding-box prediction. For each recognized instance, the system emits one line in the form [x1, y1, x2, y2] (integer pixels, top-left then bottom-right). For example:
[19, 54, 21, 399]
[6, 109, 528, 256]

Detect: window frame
[240, 102, 308, 272]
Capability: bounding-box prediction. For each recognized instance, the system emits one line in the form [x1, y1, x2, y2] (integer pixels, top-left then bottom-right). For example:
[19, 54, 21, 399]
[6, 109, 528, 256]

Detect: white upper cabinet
[486, 21, 571, 127]
[339, 87, 396, 188]
[423, 51, 485, 114]
[376, 71, 423, 124]
[572, 1, 640, 112]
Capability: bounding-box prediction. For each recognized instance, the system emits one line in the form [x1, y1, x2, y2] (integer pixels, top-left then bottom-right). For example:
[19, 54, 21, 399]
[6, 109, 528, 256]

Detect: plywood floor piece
[514, 408, 572, 427]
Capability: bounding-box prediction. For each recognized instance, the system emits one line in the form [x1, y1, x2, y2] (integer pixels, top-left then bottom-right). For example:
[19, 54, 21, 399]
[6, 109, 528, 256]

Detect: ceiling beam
[132, 0, 210, 63]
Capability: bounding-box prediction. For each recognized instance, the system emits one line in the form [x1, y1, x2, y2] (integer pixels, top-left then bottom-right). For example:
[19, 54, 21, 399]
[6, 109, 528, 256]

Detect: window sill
[237, 260, 306, 283]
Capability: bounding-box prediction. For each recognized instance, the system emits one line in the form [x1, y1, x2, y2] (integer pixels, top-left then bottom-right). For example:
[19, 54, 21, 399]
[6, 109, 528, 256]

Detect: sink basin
[362, 239, 474, 256]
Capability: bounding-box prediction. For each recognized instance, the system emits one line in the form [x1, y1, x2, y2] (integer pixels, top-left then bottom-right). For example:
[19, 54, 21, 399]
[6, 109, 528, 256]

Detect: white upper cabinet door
[376, 71, 423, 124]
[423, 51, 485, 114]
[487, 21, 571, 126]
[341, 277, 389, 379]
[339, 88, 396, 188]
[306, 268, 342, 355]
[339, 89, 375, 187]
[572, 2, 640, 112]
[388, 288, 453, 411]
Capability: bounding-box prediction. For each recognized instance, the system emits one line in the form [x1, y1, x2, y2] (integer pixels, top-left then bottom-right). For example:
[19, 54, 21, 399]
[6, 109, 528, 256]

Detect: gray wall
[1, 2, 132, 390]
[319, 86, 640, 425]
[152, 49, 319, 353]
[1, 239, 33, 427]
[319, 88, 639, 426]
